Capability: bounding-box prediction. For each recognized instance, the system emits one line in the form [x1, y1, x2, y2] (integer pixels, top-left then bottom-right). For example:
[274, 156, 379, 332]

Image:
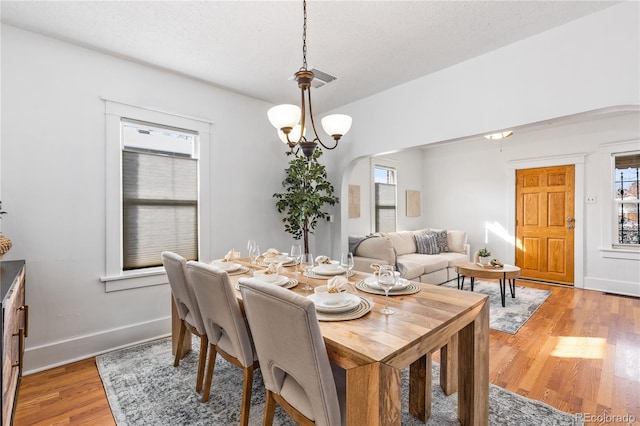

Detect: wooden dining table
[172, 258, 489, 426]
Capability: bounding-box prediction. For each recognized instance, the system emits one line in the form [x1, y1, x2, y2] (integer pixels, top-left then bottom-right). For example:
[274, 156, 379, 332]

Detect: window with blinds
[614, 153, 640, 246]
[122, 119, 198, 270]
[374, 166, 397, 232]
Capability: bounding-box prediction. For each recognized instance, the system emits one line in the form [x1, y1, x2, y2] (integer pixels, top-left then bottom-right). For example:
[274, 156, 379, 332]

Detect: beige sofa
[352, 229, 470, 284]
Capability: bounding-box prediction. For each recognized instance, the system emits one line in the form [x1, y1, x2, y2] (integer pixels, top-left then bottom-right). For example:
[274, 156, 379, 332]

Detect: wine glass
[247, 240, 256, 259]
[377, 265, 397, 315]
[299, 253, 314, 291]
[290, 244, 302, 275]
[340, 252, 354, 275]
[248, 242, 260, 265]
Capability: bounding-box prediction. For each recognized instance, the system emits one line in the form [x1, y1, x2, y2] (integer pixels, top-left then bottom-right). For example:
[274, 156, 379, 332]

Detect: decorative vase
[0, 234, 12, 260]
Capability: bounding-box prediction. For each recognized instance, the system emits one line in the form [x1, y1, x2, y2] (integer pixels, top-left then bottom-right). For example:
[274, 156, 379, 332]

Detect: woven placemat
[355, 280, 421, 296]
[315, 297, 372, 321]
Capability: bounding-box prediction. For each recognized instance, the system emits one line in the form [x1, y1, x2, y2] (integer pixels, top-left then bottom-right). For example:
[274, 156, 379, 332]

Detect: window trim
[100, 98, 212, 291]
[599, 140, 640, 260]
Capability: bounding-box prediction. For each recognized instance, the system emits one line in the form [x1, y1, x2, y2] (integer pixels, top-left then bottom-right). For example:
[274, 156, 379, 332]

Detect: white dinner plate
[307, 293, 361, 313]
[254, 275, 289, 286]
[312, 265, 347, 276]
[211, 260, 241, 272]
[364, 276, 410, 290]
[263, 255, 294, 264]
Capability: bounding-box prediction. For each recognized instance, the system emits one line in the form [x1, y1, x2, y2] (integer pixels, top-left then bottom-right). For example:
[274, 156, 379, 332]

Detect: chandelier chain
[302, 0, 308, 70]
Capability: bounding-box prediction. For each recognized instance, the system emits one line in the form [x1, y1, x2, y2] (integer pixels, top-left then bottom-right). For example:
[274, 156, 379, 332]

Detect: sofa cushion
[354, 236, 396, 266]
[436, 251, 470, 268]
[434, 230, 449, 253]
[414, 232, 439, 255]
[447, 230, 467, 254]
[399, 254, 448, 275]
[382, 231, 417, 256]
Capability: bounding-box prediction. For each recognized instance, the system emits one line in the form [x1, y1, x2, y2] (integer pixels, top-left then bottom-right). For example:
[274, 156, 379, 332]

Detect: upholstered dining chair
[187, 261, 259, 426]
[238, 278, 345, 426]
[161, 251, 208, 394]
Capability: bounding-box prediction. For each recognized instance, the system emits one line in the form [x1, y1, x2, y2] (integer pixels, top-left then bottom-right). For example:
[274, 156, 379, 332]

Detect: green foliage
[0, 201, 5, 219]
[273, 149, 339, 252]
[478, 247, 491, 257]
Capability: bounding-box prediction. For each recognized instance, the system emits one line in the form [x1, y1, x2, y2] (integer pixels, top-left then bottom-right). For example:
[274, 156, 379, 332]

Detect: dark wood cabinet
[1, 261, 27, 426]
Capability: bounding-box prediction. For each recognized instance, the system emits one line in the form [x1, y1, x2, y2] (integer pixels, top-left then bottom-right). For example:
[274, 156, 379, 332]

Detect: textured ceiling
[0, 1, 620, 113]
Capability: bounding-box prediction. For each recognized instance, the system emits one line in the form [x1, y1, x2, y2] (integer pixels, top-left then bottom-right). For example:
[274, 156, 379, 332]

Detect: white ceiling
[0, 1, 620, 113]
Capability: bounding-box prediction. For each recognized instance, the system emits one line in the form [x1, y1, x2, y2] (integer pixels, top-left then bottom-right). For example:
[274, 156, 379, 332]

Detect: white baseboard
[584, 276, 640, 297]
[23, 316, 171, 375]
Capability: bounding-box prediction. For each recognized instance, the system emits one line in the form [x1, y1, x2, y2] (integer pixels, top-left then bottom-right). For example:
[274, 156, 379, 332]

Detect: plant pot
[479, 256, 490, 265]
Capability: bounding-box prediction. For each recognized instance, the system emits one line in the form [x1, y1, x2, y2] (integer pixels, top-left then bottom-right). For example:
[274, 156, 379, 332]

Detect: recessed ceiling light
[484, 131, 514, 140]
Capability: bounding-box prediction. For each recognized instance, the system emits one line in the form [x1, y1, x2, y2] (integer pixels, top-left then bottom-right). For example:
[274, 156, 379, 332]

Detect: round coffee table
[455, 261, 521, 307]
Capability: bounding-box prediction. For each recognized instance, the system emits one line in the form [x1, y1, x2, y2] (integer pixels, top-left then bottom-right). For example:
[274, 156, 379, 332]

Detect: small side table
[455, 261, 521, 307]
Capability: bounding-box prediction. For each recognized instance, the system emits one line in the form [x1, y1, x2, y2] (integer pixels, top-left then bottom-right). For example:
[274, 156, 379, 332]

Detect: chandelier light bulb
[268, 104, 301, 131]
[321, 114, 352, 139]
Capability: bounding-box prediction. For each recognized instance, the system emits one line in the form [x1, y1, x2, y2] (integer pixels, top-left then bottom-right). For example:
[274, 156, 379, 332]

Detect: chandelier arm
[306, 87, 325, 144]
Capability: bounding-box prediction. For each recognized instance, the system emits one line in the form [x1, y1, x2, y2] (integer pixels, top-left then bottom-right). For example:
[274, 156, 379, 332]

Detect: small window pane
[614, 153, 640, 246]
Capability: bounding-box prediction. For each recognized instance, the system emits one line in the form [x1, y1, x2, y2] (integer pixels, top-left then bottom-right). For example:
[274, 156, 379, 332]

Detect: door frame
[506, 154, 586, 288]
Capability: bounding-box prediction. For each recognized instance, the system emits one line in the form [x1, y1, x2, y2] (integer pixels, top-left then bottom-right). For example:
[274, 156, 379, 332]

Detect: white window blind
[122, 120, 198, 270]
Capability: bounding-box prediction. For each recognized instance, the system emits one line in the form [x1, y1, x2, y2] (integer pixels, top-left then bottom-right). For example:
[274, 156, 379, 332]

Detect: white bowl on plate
[211, 260, 240, 271]
[253, 271, 282, 283]
[313, 285, 351, 306]
[318, 260, 340, 271]
[265, 253, 289, 263]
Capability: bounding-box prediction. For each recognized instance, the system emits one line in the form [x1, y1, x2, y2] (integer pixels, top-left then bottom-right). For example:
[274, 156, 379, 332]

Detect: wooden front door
[515, 165, 575, 285]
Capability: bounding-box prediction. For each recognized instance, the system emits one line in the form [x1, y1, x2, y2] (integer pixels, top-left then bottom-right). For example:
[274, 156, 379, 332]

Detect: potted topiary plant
[477, 247, 491, 265]
[273, 149, 339, 254]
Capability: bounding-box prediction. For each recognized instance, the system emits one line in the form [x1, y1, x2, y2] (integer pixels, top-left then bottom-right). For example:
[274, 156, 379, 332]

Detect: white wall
[0, 25, 296, 372]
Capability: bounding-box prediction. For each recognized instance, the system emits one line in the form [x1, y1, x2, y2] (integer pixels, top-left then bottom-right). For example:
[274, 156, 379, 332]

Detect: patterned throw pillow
[434, 230, 449, 253]
[414, 232, 440, 255]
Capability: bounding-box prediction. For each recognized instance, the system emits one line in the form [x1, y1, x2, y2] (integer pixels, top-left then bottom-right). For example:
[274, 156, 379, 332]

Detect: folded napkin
[327, 276, 356, 294]
[315, 255, 332, 265]
[262, 248, 283, 261]
[222, 249, 241, 262]
[261, 262, 284, 275]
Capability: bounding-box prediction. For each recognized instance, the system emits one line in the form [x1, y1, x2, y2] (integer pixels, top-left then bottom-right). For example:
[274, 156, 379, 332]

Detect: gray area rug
[97, 338, 581, 425]
[441, 280, 551, 334]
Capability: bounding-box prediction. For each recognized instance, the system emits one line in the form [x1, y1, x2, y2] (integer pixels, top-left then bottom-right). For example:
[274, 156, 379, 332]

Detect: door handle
[566, 217, 574, 222]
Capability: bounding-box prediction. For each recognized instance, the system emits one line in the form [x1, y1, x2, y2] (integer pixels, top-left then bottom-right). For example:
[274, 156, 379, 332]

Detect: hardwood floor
[13, 281, 640, 425]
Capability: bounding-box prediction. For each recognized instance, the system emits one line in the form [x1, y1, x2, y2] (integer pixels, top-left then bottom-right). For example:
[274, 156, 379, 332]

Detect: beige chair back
[187, 261, 255, 368]
[238, 278, 341, 426]
[161, 251, 205, 335]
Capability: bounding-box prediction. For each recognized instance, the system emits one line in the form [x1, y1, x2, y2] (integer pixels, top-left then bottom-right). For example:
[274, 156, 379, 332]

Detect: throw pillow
[414, 232, 440, 255]
[434, 230, 449, 253]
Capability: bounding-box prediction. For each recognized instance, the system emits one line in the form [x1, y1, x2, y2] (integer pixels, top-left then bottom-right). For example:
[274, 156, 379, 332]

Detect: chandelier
[267, 0, 352, 158]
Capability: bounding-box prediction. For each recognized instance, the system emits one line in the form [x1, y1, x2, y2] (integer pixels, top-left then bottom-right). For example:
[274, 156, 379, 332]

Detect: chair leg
[262, 389, 276, 426]
[240, 365, 254, 426]
[174, 321, 187, 367]
[201, 344, 217, 403]
[196, 334, 208, 393]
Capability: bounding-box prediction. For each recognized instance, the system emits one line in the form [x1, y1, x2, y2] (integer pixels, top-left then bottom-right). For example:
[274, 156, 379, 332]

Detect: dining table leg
[439, 334, 459, 395]
[409, 353, 432, 422]
[346, 362, 402, 425]
[457, 299, 490, 426]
